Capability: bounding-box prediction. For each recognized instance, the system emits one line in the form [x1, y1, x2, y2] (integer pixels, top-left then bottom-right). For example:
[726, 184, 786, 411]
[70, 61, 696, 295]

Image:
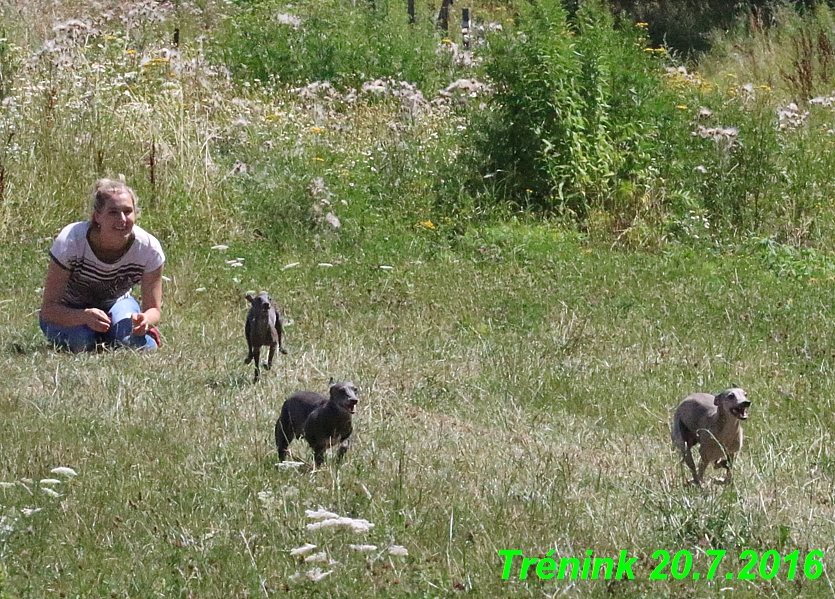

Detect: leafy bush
[473, 0, 675, 224]
[212, 0, 454, 92]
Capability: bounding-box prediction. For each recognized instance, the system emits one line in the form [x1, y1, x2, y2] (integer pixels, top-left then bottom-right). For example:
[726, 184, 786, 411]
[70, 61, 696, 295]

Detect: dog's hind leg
[682, 444, 701, 486]
[275, 416, 292, 461]
[673, 419, 700, 485]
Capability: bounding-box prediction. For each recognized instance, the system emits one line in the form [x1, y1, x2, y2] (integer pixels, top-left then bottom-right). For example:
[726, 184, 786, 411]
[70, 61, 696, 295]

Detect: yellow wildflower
[310, 126, 324, 133]
[636, 22, 648, 28]
[419, 221, 436, 229]
[315, 157, 325, 162]
[676, 105, 688, 110]
[125, 49, 136, 54]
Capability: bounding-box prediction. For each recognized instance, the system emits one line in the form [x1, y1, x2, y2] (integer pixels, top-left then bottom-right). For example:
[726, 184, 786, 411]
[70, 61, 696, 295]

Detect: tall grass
[211, 0, 460, 93]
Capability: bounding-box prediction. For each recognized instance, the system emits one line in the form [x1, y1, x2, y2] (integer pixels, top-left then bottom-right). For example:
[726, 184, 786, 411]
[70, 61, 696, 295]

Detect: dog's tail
[670, 414, 691, 450]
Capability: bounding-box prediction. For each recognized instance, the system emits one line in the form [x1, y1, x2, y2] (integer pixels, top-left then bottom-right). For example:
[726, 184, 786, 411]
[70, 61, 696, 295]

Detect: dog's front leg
[336, 437, 351, 461]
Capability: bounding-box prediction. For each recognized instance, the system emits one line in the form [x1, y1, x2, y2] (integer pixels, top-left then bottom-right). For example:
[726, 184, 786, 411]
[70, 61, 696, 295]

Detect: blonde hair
[90, 178, 139, 221]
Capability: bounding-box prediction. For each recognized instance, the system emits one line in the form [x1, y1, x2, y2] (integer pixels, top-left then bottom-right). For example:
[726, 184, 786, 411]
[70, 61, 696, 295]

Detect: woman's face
[94, 191, 136, 247]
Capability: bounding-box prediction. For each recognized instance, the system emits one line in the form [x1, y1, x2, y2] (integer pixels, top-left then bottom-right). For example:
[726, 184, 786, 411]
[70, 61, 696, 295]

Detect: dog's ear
[245, 294, 254, 304]
[328, 377, 335, 386]
[714, 389, 733, 405]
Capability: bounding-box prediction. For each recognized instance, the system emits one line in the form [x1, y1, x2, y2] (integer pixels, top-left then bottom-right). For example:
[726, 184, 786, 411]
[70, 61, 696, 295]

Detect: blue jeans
[40, 296, 158, 352]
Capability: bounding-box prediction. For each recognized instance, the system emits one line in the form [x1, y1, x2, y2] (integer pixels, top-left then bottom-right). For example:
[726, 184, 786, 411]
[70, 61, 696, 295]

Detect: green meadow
[1, 0, 835, 597]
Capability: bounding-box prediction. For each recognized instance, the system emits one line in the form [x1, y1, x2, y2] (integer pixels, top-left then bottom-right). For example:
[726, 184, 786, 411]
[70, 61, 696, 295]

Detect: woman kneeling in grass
[39, 178, 164, 352]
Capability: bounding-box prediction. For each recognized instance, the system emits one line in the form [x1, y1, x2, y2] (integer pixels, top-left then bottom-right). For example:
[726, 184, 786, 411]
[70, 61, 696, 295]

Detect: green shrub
[212, 0, 454, 92]
[474, 0, 674, 224]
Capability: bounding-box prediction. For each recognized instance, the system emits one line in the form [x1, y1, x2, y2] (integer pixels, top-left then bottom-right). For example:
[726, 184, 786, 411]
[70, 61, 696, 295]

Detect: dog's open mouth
[731, 402, 751, 420]
[347, 401, 358, 414]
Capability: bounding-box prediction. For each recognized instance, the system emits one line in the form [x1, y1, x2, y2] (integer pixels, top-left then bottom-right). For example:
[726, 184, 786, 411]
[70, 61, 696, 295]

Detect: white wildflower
[694, 165, 708, 174]
[230, 161, 249, 175]
[304, 551, 330, 563]
[388, 545, 409, 557]
[0, 482, 15, 489]
[362, 80, 388, 96]
[306, 516, 374, 533]
[324, 213, 341, 229]
[282, 262, 300, 270]
[305, 508, 340, 521]
[379, 265, 394, 270]
[21, 508, 42, 517]
[276, 460, 304, 469]
[41, 487, 62, 498]
[306, 568, 332, 582]
[210, 244, 229, 250]
[349, 544, 378, 552]
[289, 543, 318, 557]
[811, 94, 835, 107]
[39, 479, 62, 486]
[777, 103, 809, 131]
[693, 125, 739, 150]
[274, 13, 302, 28]
[290, 568, 332, 583]
[317, 263, 334, 268]
[440, 78, 493, 100]
[50, 467, 77, 477]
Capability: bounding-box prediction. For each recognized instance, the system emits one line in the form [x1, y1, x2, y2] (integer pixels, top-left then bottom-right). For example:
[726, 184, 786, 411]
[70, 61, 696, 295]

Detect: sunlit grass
[2, 225, 835, 597]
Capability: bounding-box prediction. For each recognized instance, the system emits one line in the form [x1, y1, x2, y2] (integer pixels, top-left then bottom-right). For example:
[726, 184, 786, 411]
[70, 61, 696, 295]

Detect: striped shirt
[49, 221, 165, 311]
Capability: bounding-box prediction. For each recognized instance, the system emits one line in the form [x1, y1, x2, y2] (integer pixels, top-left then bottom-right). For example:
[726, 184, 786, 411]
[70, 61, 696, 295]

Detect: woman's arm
[132, 266, 163, 335]
[40, 261, 111, 331]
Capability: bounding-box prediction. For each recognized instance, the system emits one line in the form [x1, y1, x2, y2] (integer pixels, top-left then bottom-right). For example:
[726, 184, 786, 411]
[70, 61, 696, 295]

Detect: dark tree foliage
[607, 0, 820, 55]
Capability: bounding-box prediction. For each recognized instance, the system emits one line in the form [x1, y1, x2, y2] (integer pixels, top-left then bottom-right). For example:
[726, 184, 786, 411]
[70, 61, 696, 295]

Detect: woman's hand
[83, 308, 112, 332]
[131, 312, 151, 336]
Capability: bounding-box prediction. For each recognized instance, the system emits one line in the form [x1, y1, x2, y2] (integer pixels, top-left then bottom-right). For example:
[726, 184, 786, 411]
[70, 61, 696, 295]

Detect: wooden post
[408, 0, 415, 24]
[462, 8, 470, 49]
[436, 0, 453, 31]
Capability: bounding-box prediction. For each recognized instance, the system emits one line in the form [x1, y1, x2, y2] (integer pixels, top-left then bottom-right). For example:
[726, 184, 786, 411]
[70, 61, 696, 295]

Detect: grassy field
[1, 0, 835, 597]
[2, 225, 835, 598]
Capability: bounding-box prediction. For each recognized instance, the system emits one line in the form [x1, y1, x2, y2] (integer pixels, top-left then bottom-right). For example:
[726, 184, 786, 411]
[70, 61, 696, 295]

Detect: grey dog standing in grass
[275, 379, 359, 467]
[244, 292, 287, 383]
[671, 388, 751, 486]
